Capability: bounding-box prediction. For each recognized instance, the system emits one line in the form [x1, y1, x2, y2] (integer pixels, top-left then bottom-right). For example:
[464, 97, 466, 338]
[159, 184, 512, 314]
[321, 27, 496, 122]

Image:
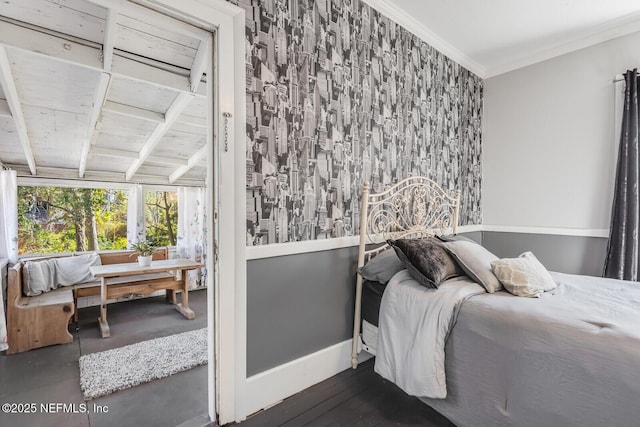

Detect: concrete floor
[0, 289, 209, 427]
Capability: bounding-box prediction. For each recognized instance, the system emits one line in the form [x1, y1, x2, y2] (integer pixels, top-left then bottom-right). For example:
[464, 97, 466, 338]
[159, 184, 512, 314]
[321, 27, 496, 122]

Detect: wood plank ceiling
[0, 0, 210, 186]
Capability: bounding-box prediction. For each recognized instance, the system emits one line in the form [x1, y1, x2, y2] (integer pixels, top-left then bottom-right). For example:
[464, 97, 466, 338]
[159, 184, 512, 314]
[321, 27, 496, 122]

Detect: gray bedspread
[421, 271, 640, 427]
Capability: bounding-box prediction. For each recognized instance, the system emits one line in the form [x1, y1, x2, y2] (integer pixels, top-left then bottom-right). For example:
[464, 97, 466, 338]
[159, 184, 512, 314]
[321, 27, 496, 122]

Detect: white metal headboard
[351, 176, 460, 368]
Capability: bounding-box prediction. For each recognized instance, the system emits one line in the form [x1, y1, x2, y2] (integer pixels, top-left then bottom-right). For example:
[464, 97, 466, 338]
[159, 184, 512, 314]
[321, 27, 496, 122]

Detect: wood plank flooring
[235, 359, 455, 427]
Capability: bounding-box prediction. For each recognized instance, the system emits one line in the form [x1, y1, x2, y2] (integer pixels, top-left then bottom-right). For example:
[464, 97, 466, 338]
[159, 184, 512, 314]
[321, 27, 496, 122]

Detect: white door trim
[122, 0, 247, 424]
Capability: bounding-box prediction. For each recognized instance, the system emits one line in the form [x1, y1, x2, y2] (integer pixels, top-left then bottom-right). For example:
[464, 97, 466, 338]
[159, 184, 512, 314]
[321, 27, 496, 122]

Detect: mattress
[361, 279, 386, 327]
[361, 319, 378, 354]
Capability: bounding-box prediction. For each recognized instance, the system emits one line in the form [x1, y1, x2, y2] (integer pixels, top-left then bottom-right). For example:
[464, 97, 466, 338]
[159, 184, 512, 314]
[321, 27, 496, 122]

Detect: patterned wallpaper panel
[234, 0, 483, 245]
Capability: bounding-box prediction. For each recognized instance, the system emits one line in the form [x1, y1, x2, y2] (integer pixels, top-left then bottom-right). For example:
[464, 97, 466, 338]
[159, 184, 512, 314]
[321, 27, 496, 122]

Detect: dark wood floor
[235, 358, 455, 427]
[0, 290, 209, 427]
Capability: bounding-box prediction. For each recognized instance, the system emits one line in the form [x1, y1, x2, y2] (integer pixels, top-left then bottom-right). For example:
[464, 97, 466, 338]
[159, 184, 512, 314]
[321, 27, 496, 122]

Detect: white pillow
[491, 252, 556, 298]
[22, 258, 57, 296]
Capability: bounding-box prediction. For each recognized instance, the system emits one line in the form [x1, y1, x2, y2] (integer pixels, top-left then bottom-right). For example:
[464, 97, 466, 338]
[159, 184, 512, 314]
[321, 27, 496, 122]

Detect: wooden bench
[6, 248, 170, 354]
[7, 263, 74, 354]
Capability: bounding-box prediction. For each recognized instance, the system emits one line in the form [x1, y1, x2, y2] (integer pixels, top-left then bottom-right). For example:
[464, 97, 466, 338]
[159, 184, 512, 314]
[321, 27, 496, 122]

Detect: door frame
[134, 0, 247, 423]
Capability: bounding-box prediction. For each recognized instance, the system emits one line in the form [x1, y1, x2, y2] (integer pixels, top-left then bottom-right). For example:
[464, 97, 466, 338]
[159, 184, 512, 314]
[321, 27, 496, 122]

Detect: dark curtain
[604, 69, 640, 280]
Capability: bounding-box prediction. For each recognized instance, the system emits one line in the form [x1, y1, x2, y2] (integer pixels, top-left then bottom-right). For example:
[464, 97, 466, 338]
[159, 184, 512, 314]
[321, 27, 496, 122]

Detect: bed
[351, 177, 640, 427]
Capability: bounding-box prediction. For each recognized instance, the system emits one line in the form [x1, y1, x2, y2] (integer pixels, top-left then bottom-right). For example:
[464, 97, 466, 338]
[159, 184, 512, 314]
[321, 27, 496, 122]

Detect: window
[17, 186, 179, 255]
[18, 186, 128, 254]
[144, 190, 178, 247]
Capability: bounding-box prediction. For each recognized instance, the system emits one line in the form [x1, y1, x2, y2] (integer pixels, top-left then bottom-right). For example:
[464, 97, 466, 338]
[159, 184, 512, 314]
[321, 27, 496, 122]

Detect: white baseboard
[244, 339, 372, 418]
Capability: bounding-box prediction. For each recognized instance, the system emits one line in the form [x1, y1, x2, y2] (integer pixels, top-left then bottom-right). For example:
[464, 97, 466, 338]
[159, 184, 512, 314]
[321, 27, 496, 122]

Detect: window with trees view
[18, 186, 178, 255]
[144, 190, 177, 247]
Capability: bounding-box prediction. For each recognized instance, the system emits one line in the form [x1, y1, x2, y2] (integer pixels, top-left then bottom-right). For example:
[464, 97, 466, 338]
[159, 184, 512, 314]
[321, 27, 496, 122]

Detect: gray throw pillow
[388, 238, 463, 288]
[491, 252, 556, 298]
[22, 259, 57, 296]
[55, 252, 101, 286]
[441, 240, 502, 293]
[358, 249, 406, 284]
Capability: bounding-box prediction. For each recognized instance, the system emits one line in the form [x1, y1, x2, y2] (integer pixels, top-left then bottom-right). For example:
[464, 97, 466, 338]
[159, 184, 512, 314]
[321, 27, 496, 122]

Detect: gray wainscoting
[247, 246, 359, 376]
[459, 231, 482, 244]
[246, 231, 608, 376]
[482, 232, 609, 277]
[246, 231, 482, 376]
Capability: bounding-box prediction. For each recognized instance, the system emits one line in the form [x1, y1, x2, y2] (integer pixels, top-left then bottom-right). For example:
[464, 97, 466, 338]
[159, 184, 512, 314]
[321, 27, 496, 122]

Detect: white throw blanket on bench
[23, 253, 101, 296]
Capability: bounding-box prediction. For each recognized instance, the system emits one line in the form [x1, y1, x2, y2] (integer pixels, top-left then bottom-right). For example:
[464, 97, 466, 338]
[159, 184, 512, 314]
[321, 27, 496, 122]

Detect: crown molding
[362, 0, 486, 78]
[485, 12, 640, 78]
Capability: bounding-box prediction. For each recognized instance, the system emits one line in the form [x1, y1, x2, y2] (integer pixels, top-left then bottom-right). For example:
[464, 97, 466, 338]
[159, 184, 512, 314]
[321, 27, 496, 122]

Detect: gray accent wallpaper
[234, 0, 483, 245]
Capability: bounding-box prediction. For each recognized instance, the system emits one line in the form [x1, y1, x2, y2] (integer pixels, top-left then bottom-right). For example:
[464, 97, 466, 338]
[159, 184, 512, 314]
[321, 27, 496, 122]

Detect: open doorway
[0, 0, 246, 425]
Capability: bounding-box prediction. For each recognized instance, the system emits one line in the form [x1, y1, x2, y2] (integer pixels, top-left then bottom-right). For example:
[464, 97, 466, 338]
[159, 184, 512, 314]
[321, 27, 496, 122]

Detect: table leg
[166, 289, 176, 304]
[175, 269, 195, 320]
[98, 277, 110, 338]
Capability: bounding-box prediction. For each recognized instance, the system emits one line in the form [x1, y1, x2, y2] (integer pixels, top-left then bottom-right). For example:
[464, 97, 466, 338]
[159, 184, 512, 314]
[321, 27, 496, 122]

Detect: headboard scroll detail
[360, 176, 460, 250]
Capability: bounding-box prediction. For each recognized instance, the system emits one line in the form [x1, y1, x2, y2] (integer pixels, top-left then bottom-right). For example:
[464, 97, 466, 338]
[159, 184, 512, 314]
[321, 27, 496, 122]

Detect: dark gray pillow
[441, 240, 502, 293]
[358, 249, 405, 284]
[387, 238, 463, 288]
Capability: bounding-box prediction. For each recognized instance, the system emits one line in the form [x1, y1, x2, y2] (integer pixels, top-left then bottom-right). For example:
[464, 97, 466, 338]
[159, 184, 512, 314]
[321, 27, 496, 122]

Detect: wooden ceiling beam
[125, 92, 195, 181]
[190, 36, 210, 92]
[8, 163, 204, 187]
[0, 98, 11, 117]
[102, 8, 117, 71]
[0, 46, 36, 175]
[0, 19, 206, 98]
[169, 143, 207, 184]
[86, 0, 210, 41]
[79, 72, 111, 178]
[79, 8, 117, 178]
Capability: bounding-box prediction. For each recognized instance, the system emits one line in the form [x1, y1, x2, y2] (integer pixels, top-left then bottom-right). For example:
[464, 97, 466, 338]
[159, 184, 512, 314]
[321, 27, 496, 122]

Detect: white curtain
[0, 169, 17, 352]
[177, 187, 207, 289]
[127, 184, 146, 248]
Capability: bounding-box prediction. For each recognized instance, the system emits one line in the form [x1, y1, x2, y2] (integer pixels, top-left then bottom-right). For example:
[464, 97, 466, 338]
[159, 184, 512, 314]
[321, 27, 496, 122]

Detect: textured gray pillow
[55, 253, 101, 286]
[441, 240, 502, 293]
[388, 238, 463, 288]
[22, 258, 57, 296]
[491, 252, 556, 298]
[358, 248, 406, 284]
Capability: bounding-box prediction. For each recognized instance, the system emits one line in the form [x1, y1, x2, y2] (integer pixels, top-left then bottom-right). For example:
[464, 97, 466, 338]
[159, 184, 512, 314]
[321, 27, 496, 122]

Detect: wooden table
[90, 259, 203, 338]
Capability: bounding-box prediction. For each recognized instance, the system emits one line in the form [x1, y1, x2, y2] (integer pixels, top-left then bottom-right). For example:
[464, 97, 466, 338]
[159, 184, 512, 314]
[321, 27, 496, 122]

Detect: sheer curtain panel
[127, 184, 146, 248]
[177, 187, 207, 289]
[0, 169, 18, 351]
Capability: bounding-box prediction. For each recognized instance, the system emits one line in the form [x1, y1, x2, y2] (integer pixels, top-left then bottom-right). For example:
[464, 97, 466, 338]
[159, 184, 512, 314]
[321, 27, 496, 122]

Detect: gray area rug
[79, 328, 207, 400]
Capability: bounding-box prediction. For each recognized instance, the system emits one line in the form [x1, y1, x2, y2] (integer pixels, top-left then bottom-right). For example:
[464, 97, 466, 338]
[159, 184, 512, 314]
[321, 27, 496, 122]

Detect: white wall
[483, 31, 640, 232]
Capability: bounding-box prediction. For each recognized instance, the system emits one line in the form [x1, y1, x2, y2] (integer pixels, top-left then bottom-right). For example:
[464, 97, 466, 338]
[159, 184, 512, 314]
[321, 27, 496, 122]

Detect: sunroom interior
[0, 0, 213, 424]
